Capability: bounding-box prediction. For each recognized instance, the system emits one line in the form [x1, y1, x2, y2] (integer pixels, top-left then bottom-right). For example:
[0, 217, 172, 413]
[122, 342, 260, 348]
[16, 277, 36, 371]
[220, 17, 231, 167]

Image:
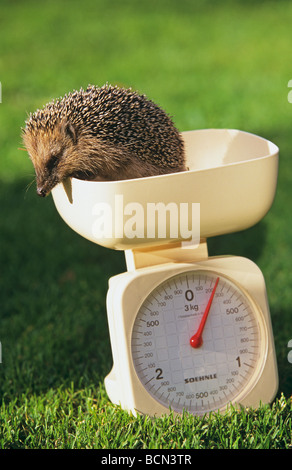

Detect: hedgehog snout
[36, 170, 59, 197]
[36, 178, 52, 197]
[37, 186, 47, 197]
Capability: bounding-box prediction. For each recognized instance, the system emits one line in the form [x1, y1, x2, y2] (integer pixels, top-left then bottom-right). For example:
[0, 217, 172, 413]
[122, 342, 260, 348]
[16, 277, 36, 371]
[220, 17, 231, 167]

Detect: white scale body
[52, 129, 279, 417]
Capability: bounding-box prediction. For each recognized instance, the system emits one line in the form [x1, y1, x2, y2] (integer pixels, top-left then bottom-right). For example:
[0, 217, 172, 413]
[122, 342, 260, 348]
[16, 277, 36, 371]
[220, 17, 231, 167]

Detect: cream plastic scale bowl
[51, 129, 279, 250]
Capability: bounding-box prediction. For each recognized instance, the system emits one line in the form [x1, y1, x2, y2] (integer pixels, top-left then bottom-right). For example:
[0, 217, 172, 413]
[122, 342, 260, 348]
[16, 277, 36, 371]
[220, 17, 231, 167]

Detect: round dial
[131, 270, 266, 415]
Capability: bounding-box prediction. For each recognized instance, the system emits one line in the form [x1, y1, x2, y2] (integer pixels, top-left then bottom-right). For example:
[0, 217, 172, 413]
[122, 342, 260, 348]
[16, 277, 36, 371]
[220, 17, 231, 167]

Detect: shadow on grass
[0, 178, 125, 400]
[207, 222, 267, 260]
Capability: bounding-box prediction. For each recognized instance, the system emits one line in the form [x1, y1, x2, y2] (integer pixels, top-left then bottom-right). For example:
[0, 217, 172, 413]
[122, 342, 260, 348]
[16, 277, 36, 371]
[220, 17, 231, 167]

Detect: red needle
[190, 277, 220, 348]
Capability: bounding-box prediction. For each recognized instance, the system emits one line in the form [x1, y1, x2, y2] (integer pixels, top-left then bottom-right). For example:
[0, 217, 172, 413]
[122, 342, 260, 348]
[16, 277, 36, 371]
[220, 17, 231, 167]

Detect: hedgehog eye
[46, 154, 59, 171]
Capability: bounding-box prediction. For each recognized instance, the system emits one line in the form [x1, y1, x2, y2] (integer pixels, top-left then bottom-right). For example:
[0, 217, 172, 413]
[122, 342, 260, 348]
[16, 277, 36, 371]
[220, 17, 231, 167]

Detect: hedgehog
[22, 84, 186, 197]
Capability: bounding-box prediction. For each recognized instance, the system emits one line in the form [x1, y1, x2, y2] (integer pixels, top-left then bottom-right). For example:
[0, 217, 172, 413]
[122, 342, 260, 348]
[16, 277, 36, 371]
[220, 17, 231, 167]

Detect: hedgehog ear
[64, 122, 77, 144]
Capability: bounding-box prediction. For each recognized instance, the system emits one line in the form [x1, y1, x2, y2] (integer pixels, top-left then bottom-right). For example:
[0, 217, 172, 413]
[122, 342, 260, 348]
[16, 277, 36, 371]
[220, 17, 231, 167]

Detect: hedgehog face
[23, 121, 78, 197]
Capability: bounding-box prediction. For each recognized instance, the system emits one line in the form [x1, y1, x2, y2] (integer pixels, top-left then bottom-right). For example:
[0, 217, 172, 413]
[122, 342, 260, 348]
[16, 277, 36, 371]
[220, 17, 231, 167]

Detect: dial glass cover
[131, 270, 266, 415]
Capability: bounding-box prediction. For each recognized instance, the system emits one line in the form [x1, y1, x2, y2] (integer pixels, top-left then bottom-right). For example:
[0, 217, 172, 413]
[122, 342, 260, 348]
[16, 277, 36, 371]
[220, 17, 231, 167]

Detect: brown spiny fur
[22, 84, 186, 197]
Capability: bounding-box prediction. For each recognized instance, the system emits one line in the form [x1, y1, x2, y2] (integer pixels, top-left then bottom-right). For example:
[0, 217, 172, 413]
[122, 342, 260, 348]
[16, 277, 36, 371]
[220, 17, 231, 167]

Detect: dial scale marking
[131, 270, 265, 415]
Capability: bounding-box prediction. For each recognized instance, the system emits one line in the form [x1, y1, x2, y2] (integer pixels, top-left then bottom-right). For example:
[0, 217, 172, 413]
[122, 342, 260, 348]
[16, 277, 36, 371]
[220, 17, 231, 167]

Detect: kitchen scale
[51, 128, 279, 417]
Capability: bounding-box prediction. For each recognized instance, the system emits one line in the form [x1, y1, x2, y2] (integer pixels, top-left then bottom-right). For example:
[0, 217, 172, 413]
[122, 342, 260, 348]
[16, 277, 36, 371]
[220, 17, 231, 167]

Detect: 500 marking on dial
[131, 270, 265, 415]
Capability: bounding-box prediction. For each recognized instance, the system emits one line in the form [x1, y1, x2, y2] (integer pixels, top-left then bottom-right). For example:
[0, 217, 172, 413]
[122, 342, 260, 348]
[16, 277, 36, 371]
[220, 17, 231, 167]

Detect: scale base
[104, 251, 278, 418]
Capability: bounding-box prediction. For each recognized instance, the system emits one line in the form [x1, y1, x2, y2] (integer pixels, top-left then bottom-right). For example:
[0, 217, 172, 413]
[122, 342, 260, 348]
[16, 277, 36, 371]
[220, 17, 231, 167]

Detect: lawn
[0, 0, 292, 450]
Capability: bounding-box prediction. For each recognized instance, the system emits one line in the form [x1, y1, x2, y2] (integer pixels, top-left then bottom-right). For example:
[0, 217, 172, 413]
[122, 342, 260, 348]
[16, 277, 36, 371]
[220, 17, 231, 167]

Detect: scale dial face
[131, 270, 266, 415]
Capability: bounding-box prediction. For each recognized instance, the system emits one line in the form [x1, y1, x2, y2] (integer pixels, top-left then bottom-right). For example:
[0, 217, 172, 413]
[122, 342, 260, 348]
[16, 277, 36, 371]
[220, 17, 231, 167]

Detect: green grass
[0, 0, 292, 450]
[1, 390, 291, 449]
